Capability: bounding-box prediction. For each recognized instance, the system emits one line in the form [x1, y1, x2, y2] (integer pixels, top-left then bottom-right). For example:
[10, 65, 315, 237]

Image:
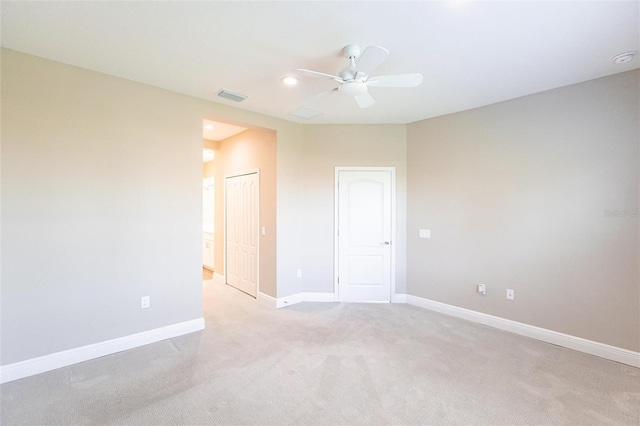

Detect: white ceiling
[203, 119, 247, 141]
[2, 1, 638, 124]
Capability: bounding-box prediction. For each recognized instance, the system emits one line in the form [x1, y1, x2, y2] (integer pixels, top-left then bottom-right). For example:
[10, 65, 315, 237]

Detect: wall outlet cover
[419, 229, 431, 238]
[506, 289, 515, 300]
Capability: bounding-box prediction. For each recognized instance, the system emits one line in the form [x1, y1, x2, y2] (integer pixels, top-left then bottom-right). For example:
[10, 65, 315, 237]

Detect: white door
[226, 172, 259, 297]
[336, 168, 394, 302]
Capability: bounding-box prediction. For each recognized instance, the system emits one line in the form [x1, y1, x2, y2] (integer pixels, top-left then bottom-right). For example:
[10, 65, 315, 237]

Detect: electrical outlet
[506, 289, 515, 300]
[477, 284, 486, 295]
[141, 296, 150, 309]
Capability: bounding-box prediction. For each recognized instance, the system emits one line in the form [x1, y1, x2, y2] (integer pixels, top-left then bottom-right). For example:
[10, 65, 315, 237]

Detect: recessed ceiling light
[612, 52, 636, 64]
[281, 76, 299, 86]
[204, 124, 214, 130]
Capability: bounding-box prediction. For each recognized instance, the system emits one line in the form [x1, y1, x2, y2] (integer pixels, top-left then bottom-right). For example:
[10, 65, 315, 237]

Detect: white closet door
[226, 173, 259, 297]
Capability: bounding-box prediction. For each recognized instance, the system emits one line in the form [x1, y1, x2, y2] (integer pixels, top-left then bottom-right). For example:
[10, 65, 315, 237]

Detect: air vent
[289, 106, 323, 120]
[217, 89, 247, 102]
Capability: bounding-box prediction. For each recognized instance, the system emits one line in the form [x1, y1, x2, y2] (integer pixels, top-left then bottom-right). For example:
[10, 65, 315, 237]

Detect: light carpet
[1, 279, 638, 425]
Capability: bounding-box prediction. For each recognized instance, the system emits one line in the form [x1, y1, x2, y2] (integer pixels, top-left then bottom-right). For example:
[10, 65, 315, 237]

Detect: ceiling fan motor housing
[343, 44, 361, 59]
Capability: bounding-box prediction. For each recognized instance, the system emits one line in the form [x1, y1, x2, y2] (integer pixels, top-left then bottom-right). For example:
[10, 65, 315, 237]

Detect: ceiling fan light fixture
[281, 76, 299, 85]
[339, 81, 368, 97]
[295, 44, 419, 109]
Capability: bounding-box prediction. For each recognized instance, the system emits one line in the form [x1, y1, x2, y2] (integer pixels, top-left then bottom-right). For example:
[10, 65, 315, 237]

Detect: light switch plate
[419, 229, 431, 238]
[141, 296, 150, 309]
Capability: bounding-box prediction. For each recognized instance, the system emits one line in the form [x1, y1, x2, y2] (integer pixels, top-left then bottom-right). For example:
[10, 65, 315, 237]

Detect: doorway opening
[201, 119, 247, 283]
[200, 118, 277, 302]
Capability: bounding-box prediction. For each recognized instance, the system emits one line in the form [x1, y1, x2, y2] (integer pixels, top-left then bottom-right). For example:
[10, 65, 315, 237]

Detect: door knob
[380, 241, 390, 245]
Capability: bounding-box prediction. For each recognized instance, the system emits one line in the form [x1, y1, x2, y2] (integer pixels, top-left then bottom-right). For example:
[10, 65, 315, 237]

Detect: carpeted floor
[1, 279, 638, 425]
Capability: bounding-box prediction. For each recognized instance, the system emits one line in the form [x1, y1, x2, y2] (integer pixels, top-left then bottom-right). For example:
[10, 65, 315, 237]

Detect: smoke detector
[612, 52, 636, 64]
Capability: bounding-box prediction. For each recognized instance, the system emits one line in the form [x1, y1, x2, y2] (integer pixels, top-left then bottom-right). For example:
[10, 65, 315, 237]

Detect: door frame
[224, 169, 260, 298]
[202, 176, 215, 271]
[334, 166, 396, 301]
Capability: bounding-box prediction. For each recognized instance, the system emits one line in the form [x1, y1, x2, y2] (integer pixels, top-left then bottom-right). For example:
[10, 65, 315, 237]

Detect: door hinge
[337, 277, 339, 284]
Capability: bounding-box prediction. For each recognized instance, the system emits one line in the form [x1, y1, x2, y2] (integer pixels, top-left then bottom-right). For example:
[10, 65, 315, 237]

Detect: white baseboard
[403, 294, 639, 368]
[0, 318, 205, 384]
[257, 291, 277, 308]
[277, 292, 336, 308]
[277, 293, 304, 308]
[277, 292, 409, 308]
[392, 294, 407, 303]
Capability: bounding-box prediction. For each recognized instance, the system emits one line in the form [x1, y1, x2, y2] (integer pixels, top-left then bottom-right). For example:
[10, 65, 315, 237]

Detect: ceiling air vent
[217, 89, 247, 102]
[289, 106, 323, 120]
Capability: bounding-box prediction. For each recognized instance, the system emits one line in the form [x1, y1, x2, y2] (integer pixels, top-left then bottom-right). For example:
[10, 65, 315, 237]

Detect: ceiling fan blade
[295, 68, 342, 81]
[366, 73, 423, 88]
[354, 46, 389, 75]
[303, 87, 339, 106]
[354, 92, 375, 109]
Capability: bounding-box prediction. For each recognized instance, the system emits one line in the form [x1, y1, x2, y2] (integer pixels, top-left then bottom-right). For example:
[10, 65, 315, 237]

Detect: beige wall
[407, 70, 640, 351]
[209, 128, 277, 297]
[298, 124, 407, 294]
[1, 49, 303, 364]
[1, 49, 204, 363]
[203, 159, 214, 178]
[3, 47, 636, 367]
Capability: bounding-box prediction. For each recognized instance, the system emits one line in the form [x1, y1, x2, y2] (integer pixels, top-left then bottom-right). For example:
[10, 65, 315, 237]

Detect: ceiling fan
[295, 44, 423, 109]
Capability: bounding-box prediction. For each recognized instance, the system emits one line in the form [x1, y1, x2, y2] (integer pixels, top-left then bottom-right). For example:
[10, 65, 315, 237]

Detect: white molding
[392, 293, 407, 303]
[257, 291, 277, 308]
[224, 169, 260, 180]
[0, 318, 205, 384]
[405, 295, 639, 368]
[276, 292, 337, 308]
[277, 292, 409, 308]
[277, 293, 304, 308]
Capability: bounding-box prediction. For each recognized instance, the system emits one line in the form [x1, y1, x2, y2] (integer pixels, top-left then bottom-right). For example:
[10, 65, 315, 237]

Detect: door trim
[224, 169, 260, 298]
[334, 166, 396, 302]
